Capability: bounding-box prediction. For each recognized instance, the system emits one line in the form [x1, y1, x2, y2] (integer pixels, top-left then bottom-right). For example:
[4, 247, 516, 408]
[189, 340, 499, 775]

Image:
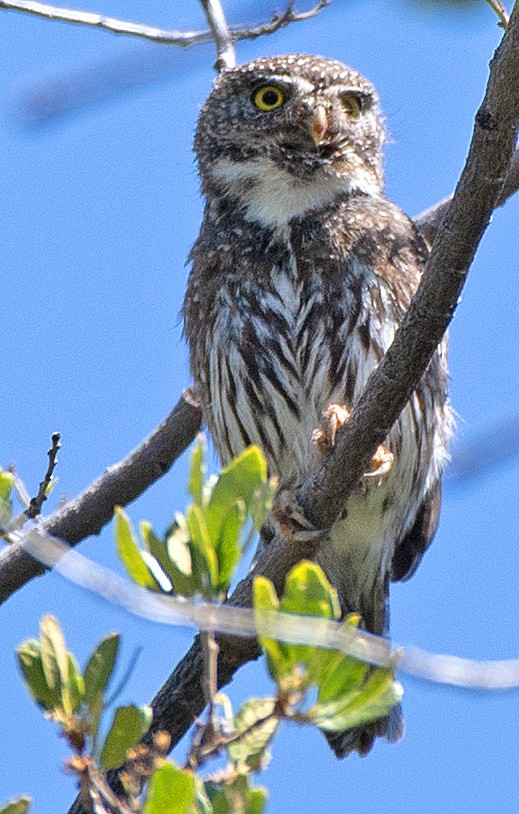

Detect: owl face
[195, 54, 386, 227]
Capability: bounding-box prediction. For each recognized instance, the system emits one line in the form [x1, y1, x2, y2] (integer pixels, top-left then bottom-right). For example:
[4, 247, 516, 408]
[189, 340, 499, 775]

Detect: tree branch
[0, 0, 330, 48]
[200, 0, 235, 72]
[0, 392, 201, 605]
[415, 144, 519, 245]
[299, 5, 519, 527]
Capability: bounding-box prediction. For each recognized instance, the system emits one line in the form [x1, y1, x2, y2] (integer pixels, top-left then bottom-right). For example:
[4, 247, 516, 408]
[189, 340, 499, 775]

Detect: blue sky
[2, 1, 519, 811]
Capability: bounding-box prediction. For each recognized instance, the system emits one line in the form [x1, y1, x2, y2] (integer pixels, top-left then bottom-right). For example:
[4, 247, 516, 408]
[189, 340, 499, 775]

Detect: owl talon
[363, 445, 394, 479]
[273, 488, 326, 543]
[313, 403, 351, 453]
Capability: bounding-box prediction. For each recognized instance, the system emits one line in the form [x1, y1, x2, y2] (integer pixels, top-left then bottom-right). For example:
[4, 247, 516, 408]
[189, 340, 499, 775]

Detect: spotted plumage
[183, 54, 453, 757]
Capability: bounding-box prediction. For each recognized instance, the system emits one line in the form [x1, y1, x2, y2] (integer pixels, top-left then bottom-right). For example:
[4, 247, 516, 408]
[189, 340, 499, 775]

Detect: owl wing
[390, 480, 442, 583]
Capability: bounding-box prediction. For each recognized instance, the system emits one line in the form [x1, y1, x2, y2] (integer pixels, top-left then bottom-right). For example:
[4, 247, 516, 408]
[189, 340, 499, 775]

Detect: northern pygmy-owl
[184, 54, 452, 756]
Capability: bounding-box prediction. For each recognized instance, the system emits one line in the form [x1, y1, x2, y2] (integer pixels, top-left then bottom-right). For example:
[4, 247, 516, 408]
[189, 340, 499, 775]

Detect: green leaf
[253, 577, 290, 679]
[67, 653, 85, 712]
[309, 669, 402, 732]
[84, 633, 120, 705]
[280, 561, 339, 620]
[143, 518, 195, 597]
[114, 507, 160, 590]
[17, 640, 61, 710]
[0, 796, 32, 814]
[248, 478, 277, 533]
[215, 502, 244, 591]
[100, 704, 152, 771]
[206, 446, 267, 543]
[229, 697, 278, 770]
[188, 436, 206, 508]
[0, 469, 14, 531]
[206, 776, 267, 814]
[39, 615, 72, 714]
[187, 505, 218, 596]
[143, 762, 196, 814]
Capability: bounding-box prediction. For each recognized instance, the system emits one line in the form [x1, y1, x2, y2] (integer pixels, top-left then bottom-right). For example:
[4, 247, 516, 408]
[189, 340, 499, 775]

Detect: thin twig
[0, 0, 330, 47]
[26, 432, 61, 519]
[200, 0, 235, 72]
[236, 0, 331, 41]
[485, 0, 510, 29]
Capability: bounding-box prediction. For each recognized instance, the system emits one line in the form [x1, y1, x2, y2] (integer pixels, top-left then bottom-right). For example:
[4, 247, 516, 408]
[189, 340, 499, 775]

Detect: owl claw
[313, 403, 351, 453]
[273, 488, 328, 543]
[363, 445, 394, 480]
[314, 404, 393, 480]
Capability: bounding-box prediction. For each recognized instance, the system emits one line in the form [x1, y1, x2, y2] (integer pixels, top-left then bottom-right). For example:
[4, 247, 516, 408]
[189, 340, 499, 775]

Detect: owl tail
[322, 571, 404, 758]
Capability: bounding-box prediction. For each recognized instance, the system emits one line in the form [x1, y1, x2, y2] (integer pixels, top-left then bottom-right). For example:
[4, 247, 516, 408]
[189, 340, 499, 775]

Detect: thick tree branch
[415, 144, 519, 245]
[299, 6, 519, 527]
[0, 393, 201, 605]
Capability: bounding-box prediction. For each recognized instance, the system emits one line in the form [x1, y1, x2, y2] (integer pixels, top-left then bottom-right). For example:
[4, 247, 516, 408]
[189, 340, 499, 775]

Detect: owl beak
[311, 105, 329, 146]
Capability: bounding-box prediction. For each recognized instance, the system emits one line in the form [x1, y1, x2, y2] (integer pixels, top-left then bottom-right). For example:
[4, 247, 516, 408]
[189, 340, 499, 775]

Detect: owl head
[194, 54, 386, 227]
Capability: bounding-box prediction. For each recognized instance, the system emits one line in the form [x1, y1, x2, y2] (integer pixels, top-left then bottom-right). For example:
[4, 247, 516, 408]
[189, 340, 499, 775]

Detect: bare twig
[231, 0, 331, 41]
[0, 0, 330, 48]
[485, 0, 510, 29]
[200, 0, 235, 72]
[0, 392, 201, 605]
[26, 432, 61, 519]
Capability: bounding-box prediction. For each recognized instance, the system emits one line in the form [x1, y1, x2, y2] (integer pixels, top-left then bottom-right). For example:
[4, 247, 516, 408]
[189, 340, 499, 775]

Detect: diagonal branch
[0, 393, 201, 605]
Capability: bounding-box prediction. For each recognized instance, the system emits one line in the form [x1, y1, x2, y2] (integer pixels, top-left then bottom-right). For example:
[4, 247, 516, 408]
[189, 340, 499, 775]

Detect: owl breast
[185, 198, 450, 618]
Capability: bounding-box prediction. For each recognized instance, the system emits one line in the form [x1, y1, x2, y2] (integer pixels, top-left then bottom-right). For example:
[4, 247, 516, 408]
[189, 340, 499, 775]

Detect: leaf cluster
[115, 437, 276, 600]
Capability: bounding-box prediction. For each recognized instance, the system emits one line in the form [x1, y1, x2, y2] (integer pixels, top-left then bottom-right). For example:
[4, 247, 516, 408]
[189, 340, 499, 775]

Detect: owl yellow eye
[252, 85, 285, 111]
[341, 93, 362, 120]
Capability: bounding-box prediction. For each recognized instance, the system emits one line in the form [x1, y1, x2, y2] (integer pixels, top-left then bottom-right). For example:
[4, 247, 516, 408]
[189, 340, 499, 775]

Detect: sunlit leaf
[248, 478, 277, 532]
[84, 633, 120, 705]
[114, 507, 160, 590]
[253, 576, 290, 678]
[100, 704, 152, 771]
[280, 561, 339, 620]
[206, 446, 267, 543]
[187, 505, 218, 596]
[215, 501, 244, 591]
[188, 436, 206, 508]
[309, 669, 402, 732]
[206, 775, 267, 814]
[17, 640, 61, 710]
[143, 762, 196, 814]
[0, 796, 32, 814]
[229, 697, 278, 770]
[67, 653, 85, 712]
[39, 615, 71, 713]
[0, 469, 14, 531]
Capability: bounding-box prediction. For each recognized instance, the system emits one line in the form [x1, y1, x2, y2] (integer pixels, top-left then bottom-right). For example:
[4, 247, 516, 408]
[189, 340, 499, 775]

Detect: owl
[183, 54, 452, 757]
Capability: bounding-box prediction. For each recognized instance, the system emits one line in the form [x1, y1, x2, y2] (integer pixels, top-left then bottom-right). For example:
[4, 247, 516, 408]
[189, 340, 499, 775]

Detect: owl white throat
[209, 156, 381, 229]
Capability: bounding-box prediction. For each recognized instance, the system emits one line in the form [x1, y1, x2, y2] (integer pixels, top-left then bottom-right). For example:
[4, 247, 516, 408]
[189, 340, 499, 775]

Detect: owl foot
[363, 445, 394, 480]
[312, 403, 350, 453]
[272, 488, 327, 543]
[313, 404, 393, 480]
